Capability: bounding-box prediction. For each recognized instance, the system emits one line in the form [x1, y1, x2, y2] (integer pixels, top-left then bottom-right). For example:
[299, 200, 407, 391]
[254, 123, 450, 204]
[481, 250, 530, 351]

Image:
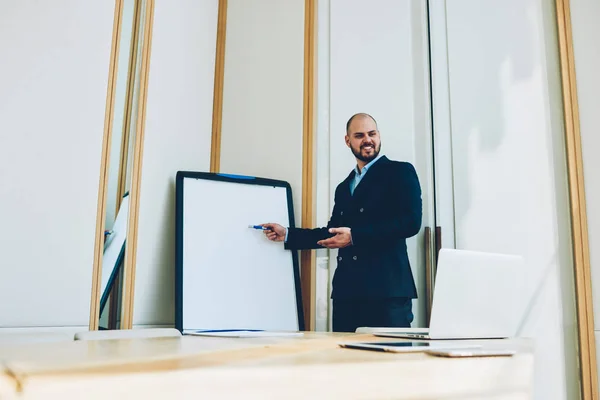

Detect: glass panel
[315, 0, 437, 331]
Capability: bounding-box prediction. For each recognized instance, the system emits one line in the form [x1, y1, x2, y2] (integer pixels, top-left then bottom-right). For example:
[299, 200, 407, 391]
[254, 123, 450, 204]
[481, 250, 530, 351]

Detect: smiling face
[345, 114, 381, 169]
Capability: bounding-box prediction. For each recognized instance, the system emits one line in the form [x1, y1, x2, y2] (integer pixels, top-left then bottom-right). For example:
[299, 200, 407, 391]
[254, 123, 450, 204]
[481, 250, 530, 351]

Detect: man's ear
[344, 135, 350, 147]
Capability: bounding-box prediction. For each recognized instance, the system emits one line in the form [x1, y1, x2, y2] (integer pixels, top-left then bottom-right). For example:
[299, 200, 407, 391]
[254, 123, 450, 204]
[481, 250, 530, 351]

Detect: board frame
[174, 170, 305, 332]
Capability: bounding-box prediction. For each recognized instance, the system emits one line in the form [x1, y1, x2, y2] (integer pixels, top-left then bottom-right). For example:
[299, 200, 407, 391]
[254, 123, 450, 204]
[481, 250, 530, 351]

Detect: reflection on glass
[99, 0, 147, 330]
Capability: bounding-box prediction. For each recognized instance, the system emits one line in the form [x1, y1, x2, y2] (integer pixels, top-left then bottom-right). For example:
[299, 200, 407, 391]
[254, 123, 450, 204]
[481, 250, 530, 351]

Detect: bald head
[344, 113, 381, 168]
[346, 113, 377, 134]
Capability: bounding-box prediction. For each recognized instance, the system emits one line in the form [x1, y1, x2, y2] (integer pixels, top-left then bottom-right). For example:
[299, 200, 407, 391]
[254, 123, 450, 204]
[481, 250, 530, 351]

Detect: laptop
[372, 248, 526, 340]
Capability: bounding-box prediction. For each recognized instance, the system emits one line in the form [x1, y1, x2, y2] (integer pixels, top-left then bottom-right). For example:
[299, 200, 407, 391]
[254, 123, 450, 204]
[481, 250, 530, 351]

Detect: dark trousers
[332, 297, 414, 333]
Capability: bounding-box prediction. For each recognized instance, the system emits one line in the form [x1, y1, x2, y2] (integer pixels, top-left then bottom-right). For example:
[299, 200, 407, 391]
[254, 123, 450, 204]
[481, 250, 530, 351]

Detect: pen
[248, 225, 271, 230]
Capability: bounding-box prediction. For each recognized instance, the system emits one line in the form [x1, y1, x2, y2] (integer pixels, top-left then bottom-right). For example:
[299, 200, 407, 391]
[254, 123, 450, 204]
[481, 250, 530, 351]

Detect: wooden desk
[0, 332, 73, 345]
[0, 332, 534, 399]
[0, 373, 14, 399]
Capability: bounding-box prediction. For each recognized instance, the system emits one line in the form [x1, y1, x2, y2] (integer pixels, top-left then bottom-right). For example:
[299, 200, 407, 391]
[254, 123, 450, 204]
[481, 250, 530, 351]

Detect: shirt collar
[355, 153, 384, 176]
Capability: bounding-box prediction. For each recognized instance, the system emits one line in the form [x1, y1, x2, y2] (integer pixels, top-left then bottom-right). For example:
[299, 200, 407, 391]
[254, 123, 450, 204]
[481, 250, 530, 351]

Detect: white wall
[0, 2, 115, 328]
[219, 0, 305, 227]
[444, 0, 579, 399]
[316, 0, 435, 330]
[569, 0, 600, 375]
[133, 0, 219, 326]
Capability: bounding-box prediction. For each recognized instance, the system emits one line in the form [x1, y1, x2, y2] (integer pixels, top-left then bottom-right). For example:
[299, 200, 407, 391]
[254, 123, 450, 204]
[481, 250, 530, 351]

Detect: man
[262, 113, 422, 332]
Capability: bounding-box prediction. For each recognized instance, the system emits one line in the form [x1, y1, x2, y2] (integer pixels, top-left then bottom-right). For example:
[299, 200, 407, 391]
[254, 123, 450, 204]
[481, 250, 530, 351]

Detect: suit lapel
[339, 170, 354, 204]
[351, 156, 388, 201]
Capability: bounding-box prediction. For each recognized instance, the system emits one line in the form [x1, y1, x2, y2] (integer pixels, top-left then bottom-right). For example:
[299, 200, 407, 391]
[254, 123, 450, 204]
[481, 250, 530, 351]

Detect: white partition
[219, 0, 305, 227]
[0, 2, 115, 329]
[444, 0, 579, 398]
[133, 0, 219, 327]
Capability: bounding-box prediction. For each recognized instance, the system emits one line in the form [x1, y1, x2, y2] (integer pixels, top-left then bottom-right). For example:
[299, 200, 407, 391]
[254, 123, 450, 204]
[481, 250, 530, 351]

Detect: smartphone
[339, 341, 480, 353]
[427, 348, 516, 358]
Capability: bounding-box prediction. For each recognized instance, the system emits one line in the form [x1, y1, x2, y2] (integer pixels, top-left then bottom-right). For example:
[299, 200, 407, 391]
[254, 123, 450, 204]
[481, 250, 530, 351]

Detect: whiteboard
[175, 172, 303, 333]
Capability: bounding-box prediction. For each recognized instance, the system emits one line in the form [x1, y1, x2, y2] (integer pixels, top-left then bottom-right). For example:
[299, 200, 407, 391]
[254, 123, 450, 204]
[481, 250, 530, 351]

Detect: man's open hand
[317, 227, 352, 249]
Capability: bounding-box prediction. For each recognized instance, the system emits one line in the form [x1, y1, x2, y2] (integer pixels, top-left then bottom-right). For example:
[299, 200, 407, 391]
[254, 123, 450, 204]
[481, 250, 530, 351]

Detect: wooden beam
[301, 0, 317, 331]
[210, 0, 228, 173]
[555, 0, 598, 398]
[89, 0, 125, 331]
[120, 0, 155, 329]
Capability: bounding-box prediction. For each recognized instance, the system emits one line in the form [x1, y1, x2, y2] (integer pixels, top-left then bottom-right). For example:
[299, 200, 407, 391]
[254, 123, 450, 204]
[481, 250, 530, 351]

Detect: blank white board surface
[175, 172, 303, 333]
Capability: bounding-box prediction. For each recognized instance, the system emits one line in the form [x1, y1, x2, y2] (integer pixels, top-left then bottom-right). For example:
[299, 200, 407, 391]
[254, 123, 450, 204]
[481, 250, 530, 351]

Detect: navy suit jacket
[285, 156, 422, 300]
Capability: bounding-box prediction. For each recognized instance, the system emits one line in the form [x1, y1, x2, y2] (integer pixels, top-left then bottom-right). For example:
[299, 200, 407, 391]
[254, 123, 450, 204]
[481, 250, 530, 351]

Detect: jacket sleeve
[284, 188, 342, 250]
[350, 162, 422, 247]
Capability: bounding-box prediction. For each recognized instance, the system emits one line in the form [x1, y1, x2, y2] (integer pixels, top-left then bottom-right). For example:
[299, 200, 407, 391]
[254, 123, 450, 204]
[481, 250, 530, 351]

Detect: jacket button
[338, 256, 342, 261]
[340, 211, 343, 215]
[359, 208, 364, 212]
[353, 256, 357, 260]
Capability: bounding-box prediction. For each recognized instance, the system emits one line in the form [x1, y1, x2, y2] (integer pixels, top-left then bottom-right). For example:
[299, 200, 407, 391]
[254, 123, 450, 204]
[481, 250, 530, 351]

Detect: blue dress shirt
[349, 153, 384, 195]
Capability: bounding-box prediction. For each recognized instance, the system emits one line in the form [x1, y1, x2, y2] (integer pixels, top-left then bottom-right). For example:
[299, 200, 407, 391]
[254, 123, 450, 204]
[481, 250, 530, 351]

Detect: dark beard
[351, 143, 380, 163]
